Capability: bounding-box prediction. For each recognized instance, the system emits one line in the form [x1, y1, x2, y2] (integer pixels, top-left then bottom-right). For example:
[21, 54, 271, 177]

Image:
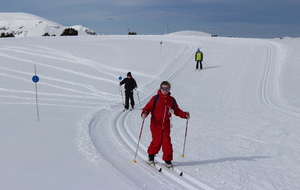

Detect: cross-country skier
[141, 81, 190, 169]
[119, 72, 137, 110]
[195, 48, 203, 70]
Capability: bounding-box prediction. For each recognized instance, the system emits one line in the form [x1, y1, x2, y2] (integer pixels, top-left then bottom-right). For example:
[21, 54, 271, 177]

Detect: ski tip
[132, 160, 137, 163]
[180, 154, 185, 158]
[179, 172, 183, 176]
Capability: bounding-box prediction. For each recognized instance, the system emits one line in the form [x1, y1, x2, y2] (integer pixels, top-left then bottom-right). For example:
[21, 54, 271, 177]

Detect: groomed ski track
[1, 35, 300, 189]
[87, 41, 214, 190]
[84, 37, 300, 189]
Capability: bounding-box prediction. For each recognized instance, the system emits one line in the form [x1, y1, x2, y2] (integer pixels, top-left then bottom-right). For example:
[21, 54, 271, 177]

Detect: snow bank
[169, 30, 211, 37]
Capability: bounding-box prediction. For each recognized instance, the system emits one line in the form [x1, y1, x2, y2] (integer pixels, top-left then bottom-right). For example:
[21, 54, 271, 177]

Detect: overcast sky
[1, 0, 300, 38]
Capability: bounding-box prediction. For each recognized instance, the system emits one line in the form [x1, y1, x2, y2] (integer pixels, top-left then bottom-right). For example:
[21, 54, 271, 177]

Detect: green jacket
[195, 51, 203, 61]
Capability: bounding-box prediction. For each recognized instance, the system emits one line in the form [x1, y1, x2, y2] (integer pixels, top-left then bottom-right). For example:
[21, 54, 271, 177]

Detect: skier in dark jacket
[141, 81, 190, 169]
[120, 72, 137, 110]
[195, 48, 203, 70]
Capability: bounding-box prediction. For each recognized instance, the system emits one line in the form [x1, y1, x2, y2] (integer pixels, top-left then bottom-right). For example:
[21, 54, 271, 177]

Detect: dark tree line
[1, 28, 80, 38]
[0, 32, 15, 38]
[128, 32, 137, 35]
[60, 28, 78, 36]
[42, 28, 79, 37]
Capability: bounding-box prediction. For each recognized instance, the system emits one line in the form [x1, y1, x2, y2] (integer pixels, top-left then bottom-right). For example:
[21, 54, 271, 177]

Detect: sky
[1, 0, 300, 38]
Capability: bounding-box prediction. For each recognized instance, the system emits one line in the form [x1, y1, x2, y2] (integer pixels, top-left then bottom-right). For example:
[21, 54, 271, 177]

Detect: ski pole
[120, 87, 124, 106]
[180, 118, 189, 158]
[132, 116, 146, 163]
[203, 61, 209, 67]
[118, 76, 125, 106]
[136, 88, 141, 110]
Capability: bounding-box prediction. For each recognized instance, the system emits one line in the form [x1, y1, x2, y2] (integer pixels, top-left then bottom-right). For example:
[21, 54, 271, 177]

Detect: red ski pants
[147, 125, 173, 161]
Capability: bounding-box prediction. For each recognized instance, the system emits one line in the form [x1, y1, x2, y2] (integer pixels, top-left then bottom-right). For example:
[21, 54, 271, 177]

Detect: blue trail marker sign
[32, 75, 39, 83]
[32, 65, 40, 121]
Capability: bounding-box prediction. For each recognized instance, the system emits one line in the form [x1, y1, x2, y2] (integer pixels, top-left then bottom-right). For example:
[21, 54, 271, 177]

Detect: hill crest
[0, 12, 97, 37]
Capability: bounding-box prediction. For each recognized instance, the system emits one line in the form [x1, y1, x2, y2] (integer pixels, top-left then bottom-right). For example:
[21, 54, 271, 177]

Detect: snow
[1, 31, 300, 190]
[169, 30, 211, 37]
[0, 12, 96, 37]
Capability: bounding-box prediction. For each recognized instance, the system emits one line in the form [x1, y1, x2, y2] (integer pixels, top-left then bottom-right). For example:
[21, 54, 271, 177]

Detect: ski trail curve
[258, 41, 300, 119]
[83, 41, 215, 190]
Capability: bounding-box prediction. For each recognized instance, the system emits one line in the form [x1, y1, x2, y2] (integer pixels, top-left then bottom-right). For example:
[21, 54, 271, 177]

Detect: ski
[173, 167, 184, 176]
[157, 163, 183, 176]
[146, 161, 162, 172]
[142, 161, 183, 176]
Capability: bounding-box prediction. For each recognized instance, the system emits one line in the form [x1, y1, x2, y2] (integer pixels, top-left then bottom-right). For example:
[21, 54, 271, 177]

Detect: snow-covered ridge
[0, 12, 97, 37]
[168, 30, 211, 37]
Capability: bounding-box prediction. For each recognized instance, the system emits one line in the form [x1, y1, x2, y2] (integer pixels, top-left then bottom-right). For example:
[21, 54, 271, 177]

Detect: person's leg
[129, 92, 135, 109]
[147, 125, 163, 156]
[124, 91, 130, 109]
[161, 127, 173, 162]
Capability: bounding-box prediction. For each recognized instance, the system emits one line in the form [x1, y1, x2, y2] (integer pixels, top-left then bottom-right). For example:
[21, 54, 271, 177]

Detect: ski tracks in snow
[81, 38, 300, 189]
[0, 45, 119, 108]
[258, 40, 300, 118]
[83, 41, 215, 189]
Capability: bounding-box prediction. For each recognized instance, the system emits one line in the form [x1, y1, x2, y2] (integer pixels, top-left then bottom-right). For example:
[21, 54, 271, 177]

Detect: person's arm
[120, 78, 126, 86]
[172, 98, 189, 119]
[141, 96, 155, 118]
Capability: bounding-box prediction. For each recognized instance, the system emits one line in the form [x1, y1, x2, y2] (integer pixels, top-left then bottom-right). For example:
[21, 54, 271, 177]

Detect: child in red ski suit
[141, 81, 190, 167]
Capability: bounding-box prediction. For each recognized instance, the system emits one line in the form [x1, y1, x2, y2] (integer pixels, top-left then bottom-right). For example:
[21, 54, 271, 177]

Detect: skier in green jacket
[195, 48, 203, 70]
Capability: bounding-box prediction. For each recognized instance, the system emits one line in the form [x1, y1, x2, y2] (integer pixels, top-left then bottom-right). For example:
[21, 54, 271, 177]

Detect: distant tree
[0, 32, 15, 38]
[7, 33, 14, 37]
[60, 28, 78, 36]
[128, 32, 137, 35]
[42, 32, 50, 36]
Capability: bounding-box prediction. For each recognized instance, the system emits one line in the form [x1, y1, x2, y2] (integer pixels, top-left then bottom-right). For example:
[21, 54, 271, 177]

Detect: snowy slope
[1, 33, 300, 190]
[0, 12, 97, 37]
[169, 30, 211, 37]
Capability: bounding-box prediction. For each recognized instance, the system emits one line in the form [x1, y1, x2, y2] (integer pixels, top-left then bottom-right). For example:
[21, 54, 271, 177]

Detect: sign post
[32, 65, 40, 121]
[159, 41, 163, 53]
[118, 76, 124, 106]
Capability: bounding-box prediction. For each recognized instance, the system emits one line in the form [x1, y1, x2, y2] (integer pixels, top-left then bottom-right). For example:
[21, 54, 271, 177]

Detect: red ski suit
[142, 90, 187, 161]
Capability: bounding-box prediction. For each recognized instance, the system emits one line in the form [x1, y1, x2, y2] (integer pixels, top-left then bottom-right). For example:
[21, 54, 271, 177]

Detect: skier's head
[127, 72, 132, 77]
[160, 81, 171, 88]
[197, 48, 200, 51]
[160, 81, 171, 95]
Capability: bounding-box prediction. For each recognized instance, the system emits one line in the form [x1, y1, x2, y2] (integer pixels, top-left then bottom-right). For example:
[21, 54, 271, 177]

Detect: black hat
[127, 72, 132, 77]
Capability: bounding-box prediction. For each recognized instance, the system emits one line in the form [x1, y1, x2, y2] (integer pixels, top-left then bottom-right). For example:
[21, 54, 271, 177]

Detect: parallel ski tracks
[258, 41, 300, 119]
[88, 42, 215, 189]
[108, 42, 214, 189]
[113, 109, 214, 190]
[86, 39, 300, 190]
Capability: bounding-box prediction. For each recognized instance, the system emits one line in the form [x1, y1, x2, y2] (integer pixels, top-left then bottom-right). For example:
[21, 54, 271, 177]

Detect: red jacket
[142, 90, 187, 128]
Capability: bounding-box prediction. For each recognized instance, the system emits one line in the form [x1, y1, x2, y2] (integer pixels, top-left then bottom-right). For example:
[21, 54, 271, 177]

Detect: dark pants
[196, 60, 203, 70]
[125, 91, 135, 109]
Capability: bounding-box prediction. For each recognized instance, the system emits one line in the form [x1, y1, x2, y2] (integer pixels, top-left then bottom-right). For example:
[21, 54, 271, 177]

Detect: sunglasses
[161, 87, 171, 91]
